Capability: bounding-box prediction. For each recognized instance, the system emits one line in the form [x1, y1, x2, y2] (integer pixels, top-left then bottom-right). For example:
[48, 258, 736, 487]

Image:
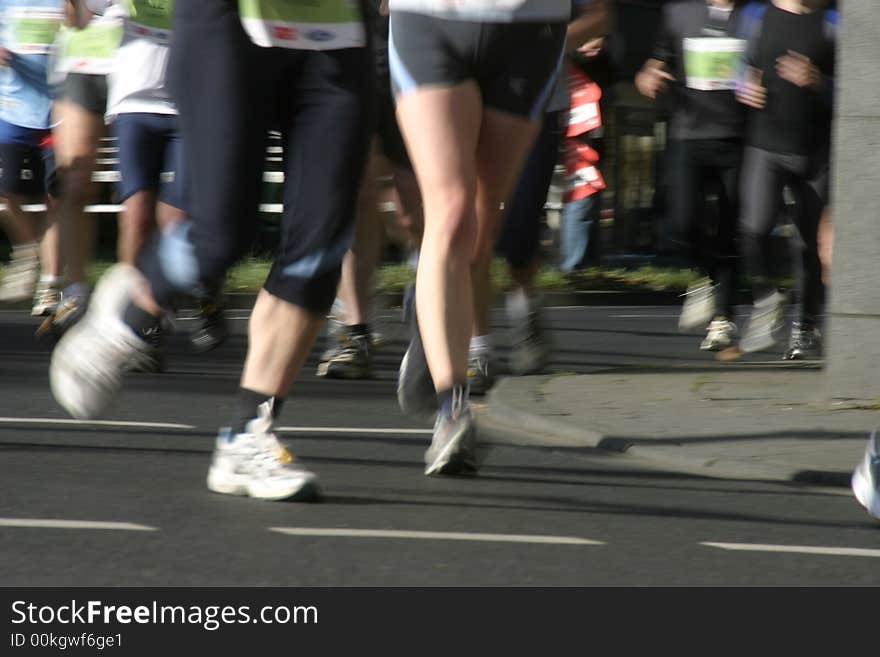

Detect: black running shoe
[189, 291, 227, 353]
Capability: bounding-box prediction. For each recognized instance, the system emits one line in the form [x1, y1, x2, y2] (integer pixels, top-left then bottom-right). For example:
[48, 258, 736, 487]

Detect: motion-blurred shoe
[189, 289, 227, 353]
[782, 321, 823, 361]
[852, 428, 880, 520]
[50, 264, 153, 419]
[739, 291, 785, 354]
[508, 308, 551, 375]
[425, 404, 477, 476]
[316, 329, 373, 379]
[0, 245, 38, 303]
[678, 279, 716, 331]
[700, 316, 738, 352]
[31, 281, 61, 317]
[467, 352, 495, 395]
[397, 314, 436, 421]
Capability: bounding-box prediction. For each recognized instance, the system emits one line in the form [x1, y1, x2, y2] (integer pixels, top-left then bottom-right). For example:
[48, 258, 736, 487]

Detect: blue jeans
[559, 193, 599, 272]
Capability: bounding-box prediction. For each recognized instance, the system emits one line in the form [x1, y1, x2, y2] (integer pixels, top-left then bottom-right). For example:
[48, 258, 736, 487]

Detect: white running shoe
[678, 280, 716, 331]
[207, 401, 320, 501]
[49, 264, 152, 419]
[0, 246, 39, 303]
[700, 317, 738, 352]
[739, 291, 785, 354]
[31, 281, 61, 317]
[851, 428, 880, 520]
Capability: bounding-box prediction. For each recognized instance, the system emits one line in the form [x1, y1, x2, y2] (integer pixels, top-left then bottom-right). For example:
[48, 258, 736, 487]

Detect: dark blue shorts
[114, 112, 185, 210]
[0, 119, 58, 198]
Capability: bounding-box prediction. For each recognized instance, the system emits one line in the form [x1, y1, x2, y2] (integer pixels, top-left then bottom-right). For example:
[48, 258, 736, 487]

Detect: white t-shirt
[388, 0, 572, 22]
[105, 0, 175, 119]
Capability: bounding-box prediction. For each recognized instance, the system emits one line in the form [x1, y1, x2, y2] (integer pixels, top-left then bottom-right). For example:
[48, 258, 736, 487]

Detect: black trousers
[739, 145, 829, 325]
[142, 0, 372, 314]
[497, 110, 563, 271]
[666, 138, 742, 319]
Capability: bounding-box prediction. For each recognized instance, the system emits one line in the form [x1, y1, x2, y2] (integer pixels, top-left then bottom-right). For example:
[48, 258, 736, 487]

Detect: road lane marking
[0, 418, 430, 435]
[269, 527, 603, 545]
[702, 542, 880, 558]
[277, 427, 432, 435]
[0, 518, 157, 531]
[0, 417, 196, 429]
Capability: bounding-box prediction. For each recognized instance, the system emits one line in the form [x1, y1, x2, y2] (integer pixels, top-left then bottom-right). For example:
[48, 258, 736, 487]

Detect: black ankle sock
[437, 384, 468, 418]
[122, 301, 161, 340]
[233, 388, 283, 434]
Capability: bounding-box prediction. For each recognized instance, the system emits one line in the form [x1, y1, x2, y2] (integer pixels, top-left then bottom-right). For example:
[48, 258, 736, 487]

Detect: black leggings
[497, 110, 563, 271]
[739, 146, 828, 325]
[142, 0, 372, 314]
[666, 138, 742, 319]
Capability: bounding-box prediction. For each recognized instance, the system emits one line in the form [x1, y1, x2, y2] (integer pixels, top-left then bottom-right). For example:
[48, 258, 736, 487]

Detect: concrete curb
[476, 376, 853, 488]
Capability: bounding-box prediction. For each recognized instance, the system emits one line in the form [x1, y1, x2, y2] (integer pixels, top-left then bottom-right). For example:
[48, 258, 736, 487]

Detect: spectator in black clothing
[735, 0, 837, 359]
[636, 0, 748, 352]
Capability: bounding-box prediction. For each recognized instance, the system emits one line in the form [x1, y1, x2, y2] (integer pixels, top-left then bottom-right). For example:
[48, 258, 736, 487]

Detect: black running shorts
[389, 11, 566, 119]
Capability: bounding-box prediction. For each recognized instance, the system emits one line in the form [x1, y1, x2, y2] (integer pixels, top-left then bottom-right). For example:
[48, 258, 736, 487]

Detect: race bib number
[56, 16, 124, 75]
[683, 37, 745, 91]
[123, 0, 173, 44]
[238, 0, 365, 50]
[7, 7, 64, 55]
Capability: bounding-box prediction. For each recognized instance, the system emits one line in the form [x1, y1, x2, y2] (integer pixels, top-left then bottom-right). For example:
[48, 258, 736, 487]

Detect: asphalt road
[1, 305, 877, 586]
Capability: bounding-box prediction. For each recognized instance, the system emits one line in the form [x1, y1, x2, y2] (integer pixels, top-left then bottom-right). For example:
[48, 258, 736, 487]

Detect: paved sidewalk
[478, 365, 874, 487]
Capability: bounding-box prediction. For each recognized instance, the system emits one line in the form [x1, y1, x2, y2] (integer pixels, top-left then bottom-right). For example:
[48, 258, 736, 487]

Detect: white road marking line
[269, 527, 603, 545]
[702, 542, 880, 558]
[0, 417, 431, 435]
[0, 518, 157, 531]
[277, 427, 433, 435]
[0, 417, 196, 429]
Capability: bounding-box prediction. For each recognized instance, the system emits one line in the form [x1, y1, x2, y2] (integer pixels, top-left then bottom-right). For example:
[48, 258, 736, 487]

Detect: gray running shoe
[700, 317, 738, 352]
[739, 291, 785, 354]
[509, 310, 551, 375]
[678, 279, 716, 331]
[0, 247, 38, 303]
[467, 352, 495, 395]
[397, 323, 437, 420]
[851, 428, 880, 520]
[316, 331, 373, 379]
[36, 292, 89, 340]
[782, 322, 823, 361]
[425, 406, 477, 476]
[207, 401, 320, 502]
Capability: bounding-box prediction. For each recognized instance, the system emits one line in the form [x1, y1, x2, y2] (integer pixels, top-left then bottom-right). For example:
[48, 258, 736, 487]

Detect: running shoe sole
[207, 467, 321, 502]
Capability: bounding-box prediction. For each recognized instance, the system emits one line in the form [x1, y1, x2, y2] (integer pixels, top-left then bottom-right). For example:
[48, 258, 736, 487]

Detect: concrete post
[827, 2, 880, 400]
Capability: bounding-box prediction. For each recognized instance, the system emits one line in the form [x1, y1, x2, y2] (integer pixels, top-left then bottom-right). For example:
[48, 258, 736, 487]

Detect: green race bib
[683, 37, 745, 91]
[8, 7, 63, 55]
[238, 0, 365, 50]
[57, 16, 124, 74]
[122, 0, 173, 44]
[124, 0, 173, 30]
